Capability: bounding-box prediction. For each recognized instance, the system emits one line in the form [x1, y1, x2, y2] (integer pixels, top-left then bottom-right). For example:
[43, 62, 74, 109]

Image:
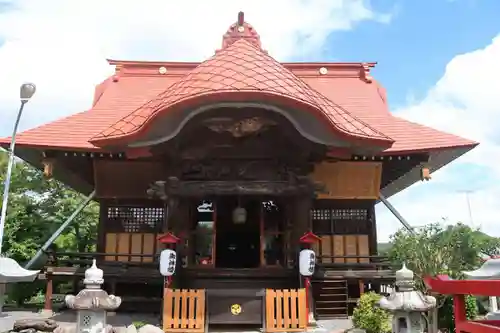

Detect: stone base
[0, 313, 15, 333]
[39, 309, 54, 317]
[308, 312, 317, 327]
[485, 311, 500, 320]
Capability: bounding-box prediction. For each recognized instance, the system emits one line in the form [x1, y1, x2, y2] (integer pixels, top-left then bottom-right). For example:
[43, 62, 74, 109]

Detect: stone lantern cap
[463, 257, 500, 280]
[0, 257, 39, 283]
[65, 259, 121, 310]
[379, 264, 437, 312]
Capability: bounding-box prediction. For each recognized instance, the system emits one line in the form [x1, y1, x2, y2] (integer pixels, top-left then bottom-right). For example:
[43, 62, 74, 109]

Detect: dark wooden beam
[158, 180, 315, 197]
[380, 154, 429, 189]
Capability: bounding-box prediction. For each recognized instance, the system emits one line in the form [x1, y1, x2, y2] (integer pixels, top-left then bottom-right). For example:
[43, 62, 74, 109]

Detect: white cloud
[0, 0, 390, 133]
[11, 0, 496, 243]
[376, 35, 500, 241]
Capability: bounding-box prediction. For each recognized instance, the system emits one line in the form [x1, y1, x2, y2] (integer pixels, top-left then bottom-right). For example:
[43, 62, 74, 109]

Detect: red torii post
[299, 231, 320, 324]
[424, 275, 500, 333]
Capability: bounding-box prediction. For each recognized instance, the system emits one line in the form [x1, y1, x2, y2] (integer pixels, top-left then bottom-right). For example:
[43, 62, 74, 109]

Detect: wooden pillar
[72, 277, 79, 294]
[96, 200, 107, 256]
[368, 202, 381, 293]
[368, 202, 378, 256]
[44, 268, 53, 312]
[291, 195, 312, 253]
[358, 279, 365, 295]
[110, 278, 117, 295]
[0, 283, 6, 313]
[165, 198, 189, 287]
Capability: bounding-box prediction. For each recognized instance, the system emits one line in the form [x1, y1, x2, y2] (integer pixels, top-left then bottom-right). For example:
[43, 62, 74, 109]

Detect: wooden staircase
[312, 278, 349, 319]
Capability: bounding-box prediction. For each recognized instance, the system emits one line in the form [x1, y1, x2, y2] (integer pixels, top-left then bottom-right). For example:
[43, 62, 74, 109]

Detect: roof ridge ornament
[360, 63, 373, 83]
[220, 11, 263, 51]
[237, 11, 244, 26]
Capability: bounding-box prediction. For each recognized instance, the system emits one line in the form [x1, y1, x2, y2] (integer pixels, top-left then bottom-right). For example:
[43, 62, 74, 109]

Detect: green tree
[1, 151, 98, 305]
[387, 223, 494, 332]
[388, 223, 500, 289]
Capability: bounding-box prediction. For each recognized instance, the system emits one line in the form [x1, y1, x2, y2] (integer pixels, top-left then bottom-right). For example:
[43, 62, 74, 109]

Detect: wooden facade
[8, 12, 477, 327]
[37, 104, 423, 321]
[34, 102, 430, 323]
[43, 147, 399, 319]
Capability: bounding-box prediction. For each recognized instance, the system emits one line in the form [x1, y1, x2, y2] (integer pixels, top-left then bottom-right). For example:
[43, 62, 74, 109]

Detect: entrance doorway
[215, 197, 261, 268]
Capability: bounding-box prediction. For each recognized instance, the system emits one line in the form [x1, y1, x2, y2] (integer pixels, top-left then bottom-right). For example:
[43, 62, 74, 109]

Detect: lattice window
[311, 209, 331, 220]
[82, 315, 91, 326]
[107, 206, 165, 233]
[311, 209, 332, 234]
[331, 208, 368, 221]
[312, 207, 370, 235]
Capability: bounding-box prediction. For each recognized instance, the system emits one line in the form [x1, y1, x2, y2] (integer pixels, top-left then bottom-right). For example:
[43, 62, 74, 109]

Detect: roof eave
[0, 140, 106, 152]
[382, 141, 479, 155]
[380, 143, 478, 199]
[0, 145, 94, 195]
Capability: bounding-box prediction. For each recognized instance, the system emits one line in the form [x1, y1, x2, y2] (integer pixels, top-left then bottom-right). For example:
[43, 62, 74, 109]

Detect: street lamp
[0, 83, 36, 255]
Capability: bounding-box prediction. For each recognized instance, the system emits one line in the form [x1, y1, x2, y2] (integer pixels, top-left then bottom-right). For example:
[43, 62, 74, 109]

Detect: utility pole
[458, 190, 475, 228]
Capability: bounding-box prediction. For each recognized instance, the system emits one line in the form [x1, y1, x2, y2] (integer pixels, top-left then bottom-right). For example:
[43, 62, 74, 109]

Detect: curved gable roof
[90, 39, 393, 149]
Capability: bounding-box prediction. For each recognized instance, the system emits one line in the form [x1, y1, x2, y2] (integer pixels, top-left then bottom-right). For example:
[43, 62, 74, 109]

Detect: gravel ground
[2, 310, 353, 332]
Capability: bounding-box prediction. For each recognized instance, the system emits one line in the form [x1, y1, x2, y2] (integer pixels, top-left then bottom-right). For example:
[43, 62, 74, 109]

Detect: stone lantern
[65, 259, 121, 333]
[0, 257, 40, 332]
[463, 257, 500, 319]
[379, 264, 437, 333]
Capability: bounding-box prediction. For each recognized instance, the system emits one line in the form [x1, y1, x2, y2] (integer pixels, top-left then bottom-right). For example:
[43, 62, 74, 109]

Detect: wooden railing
[44, 251, 159, 267]
[163, 289, 206, 333]
[265, 288, 307, 332]
[317, 255, 392, 270]
[44, 251, 392, 272]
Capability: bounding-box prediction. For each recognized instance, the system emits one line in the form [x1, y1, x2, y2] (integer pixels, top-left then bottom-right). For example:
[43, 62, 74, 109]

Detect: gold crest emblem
[230, 303, 242, 315]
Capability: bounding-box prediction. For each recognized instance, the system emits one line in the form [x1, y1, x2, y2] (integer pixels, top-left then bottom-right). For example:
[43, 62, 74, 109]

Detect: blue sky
[323, 0, 500, 107]
[0, 0, 499, 240]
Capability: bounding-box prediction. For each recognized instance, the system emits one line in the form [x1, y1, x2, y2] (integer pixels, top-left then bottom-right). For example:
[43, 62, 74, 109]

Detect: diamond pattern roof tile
[90, 39, 394, 148]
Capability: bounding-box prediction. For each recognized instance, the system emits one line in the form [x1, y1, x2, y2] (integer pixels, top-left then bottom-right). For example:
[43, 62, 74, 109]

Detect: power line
[457, 190, 476, 228]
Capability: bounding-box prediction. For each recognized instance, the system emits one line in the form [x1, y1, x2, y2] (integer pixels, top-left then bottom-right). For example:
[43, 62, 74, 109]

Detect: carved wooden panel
[94, 160, 164, 198]
[309, 162, 382, 199]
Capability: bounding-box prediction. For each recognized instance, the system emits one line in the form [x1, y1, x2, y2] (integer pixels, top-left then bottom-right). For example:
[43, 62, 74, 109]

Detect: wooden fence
[265, 288, 307, 332]
[163, 288, 206, 333]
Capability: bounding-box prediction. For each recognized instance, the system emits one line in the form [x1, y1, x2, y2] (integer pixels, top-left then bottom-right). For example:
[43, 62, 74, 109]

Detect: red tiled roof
[304, 77, 478, 153]
[89, 39, 393, 148]
[0, 19, 477, 154]
[0, 67, 477, 154]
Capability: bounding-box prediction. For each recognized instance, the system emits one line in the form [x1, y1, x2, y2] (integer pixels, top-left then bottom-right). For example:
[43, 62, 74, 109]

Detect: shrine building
[0, 12, 477, 323]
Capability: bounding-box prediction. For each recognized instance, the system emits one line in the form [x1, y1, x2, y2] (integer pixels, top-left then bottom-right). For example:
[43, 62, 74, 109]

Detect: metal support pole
[379, 193, 415, 234]
[25, 190, 96, 269]
[0, 101, 27, 255]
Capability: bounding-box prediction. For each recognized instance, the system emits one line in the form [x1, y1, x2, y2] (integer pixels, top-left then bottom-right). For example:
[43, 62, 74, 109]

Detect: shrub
[352, 292, 391, 333]
[439, 295, 478, 333]
[133, 321, 147, 329]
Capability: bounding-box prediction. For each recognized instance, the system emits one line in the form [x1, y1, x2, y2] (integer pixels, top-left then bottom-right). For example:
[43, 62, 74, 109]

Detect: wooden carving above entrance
[202, 116, 277, 138]
[147, 176, 325, 198]
[179, 159, 310, 181]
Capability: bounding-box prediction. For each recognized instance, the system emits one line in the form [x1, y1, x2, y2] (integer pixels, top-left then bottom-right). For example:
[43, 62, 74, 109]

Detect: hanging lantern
[232, 206, 247, 224]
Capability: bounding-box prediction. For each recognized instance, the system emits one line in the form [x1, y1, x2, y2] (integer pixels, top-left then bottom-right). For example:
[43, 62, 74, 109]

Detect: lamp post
[0, 83, 36, 255]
